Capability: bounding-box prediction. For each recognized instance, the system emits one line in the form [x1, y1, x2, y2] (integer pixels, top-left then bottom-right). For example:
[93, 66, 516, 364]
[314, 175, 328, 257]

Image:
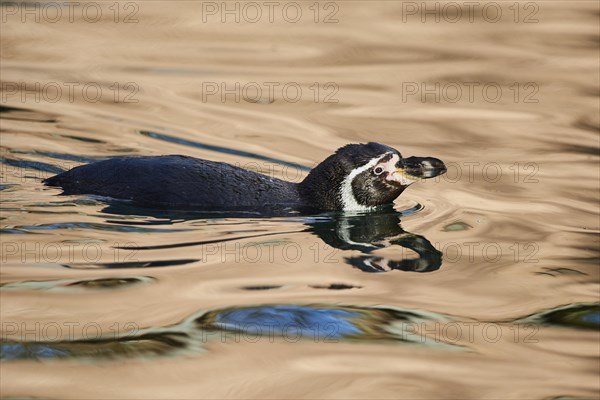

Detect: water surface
[1, 1, 599, 399]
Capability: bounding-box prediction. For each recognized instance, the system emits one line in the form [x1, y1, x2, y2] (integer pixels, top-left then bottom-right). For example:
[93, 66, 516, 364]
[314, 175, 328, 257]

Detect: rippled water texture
[1, 1, 599, 399]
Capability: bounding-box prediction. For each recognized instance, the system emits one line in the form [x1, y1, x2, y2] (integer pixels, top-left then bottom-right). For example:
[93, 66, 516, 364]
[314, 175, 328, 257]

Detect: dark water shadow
[1, 332, 190, 361]
[9, 149, 104, 164]
[516, 303, 600, 330]
[7, 221, 193, 234]
[64, 259, 200, 270]
[309, 283, 362, 290]
[0, 276, 154, 292]
[0, 157, 66, 175]
[140, 130, 311, 172]
[0, 104, 57, 123]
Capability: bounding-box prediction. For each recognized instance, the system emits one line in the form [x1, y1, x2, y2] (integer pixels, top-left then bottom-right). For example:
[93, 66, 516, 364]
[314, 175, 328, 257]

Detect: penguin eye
[373, 166, 385, 175]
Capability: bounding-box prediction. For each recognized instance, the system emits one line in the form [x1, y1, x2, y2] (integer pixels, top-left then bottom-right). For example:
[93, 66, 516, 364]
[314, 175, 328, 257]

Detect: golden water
[1, 1, 599, 399]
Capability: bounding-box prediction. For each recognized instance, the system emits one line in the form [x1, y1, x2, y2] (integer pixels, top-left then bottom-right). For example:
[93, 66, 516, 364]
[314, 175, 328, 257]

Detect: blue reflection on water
[212, 305, 364, 339]
[581, 310, 600, 325]
[1, 343, 70, 360]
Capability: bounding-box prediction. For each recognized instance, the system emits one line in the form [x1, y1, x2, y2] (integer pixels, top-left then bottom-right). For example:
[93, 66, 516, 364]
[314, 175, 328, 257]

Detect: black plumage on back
[44, 155, 301, 209]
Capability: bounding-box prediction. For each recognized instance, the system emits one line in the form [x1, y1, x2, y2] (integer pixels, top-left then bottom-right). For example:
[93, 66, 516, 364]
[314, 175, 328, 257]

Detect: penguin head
[299, 142, 446, 211]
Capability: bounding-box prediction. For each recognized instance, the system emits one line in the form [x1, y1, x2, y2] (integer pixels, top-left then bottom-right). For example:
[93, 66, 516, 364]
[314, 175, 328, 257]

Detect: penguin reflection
[307, 211, 441, 273]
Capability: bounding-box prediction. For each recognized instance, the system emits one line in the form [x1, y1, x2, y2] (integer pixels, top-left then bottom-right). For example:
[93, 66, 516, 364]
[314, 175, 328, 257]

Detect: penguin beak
[396, 156, 447, 181]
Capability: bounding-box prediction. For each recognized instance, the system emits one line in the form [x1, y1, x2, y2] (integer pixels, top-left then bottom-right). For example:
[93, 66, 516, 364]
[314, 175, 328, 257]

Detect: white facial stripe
[380, 154, 400, 176]
[340, 153, 390, 212]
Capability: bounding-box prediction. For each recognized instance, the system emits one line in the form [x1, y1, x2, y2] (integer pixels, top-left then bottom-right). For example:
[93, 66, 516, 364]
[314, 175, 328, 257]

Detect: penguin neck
[297, 166, 345, 211]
